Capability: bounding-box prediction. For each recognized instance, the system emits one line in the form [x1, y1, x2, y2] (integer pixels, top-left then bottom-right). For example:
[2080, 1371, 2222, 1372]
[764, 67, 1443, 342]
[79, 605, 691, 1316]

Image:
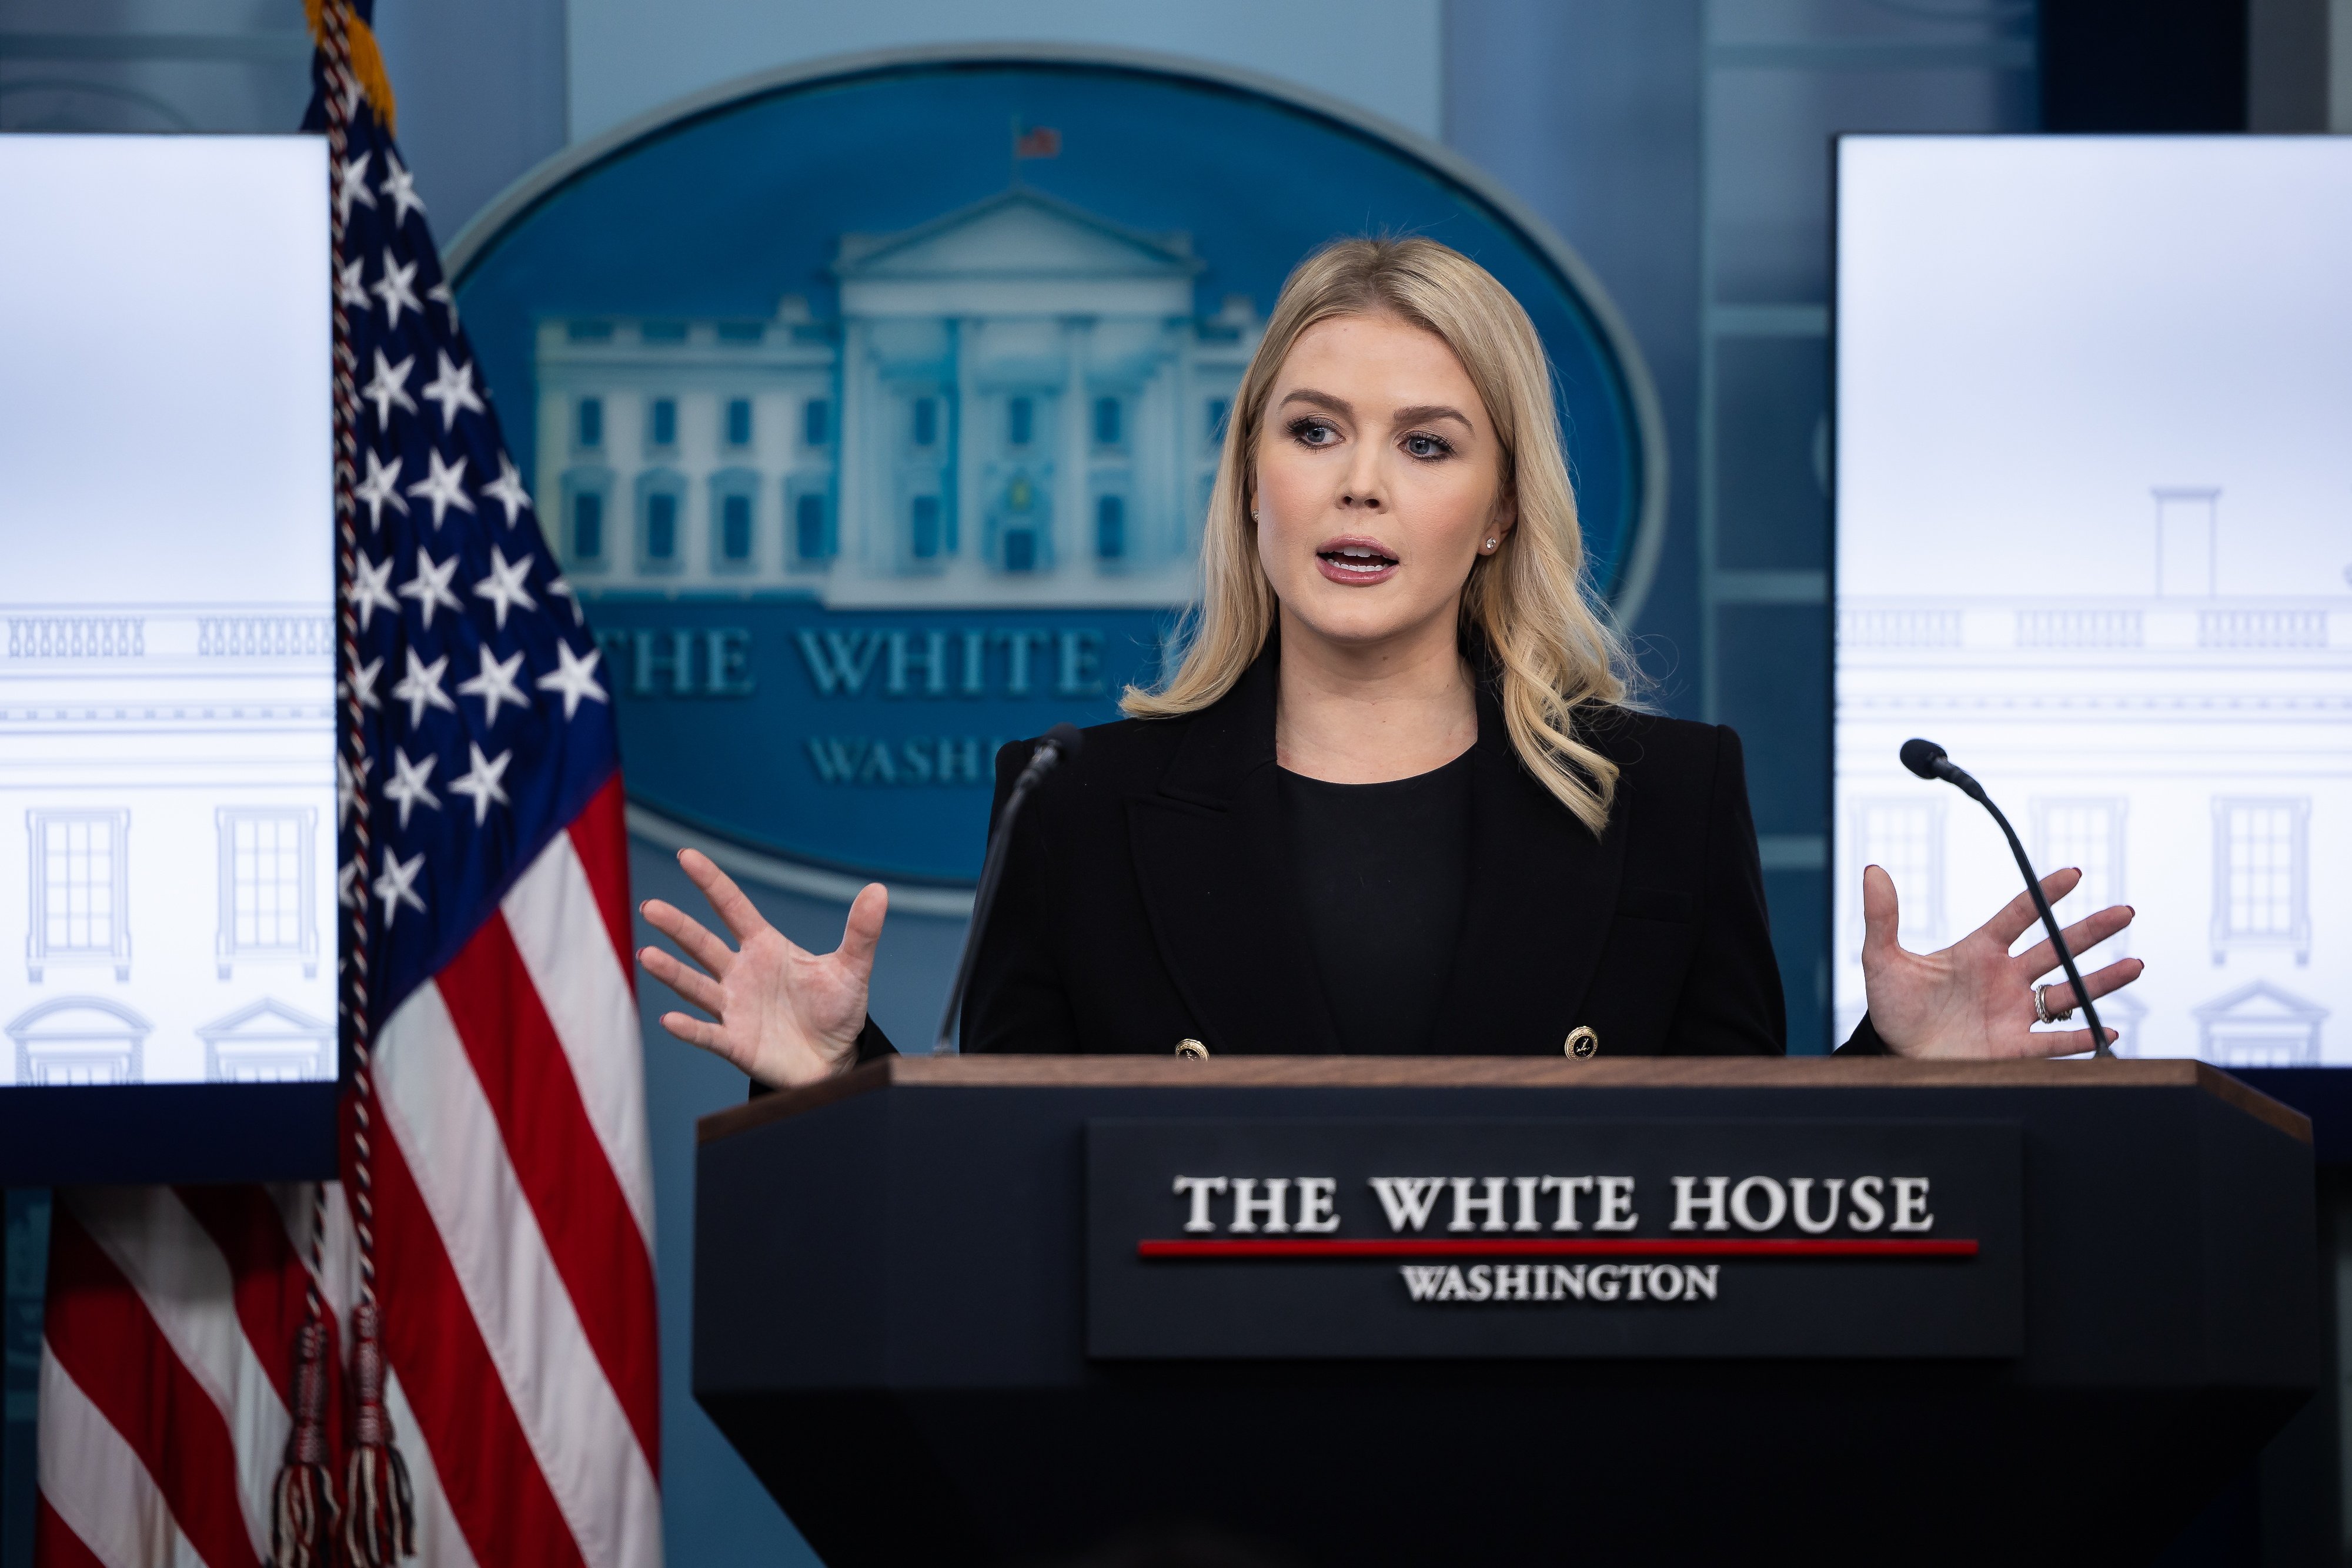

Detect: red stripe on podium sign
[1137, 1238, 1978, 1259]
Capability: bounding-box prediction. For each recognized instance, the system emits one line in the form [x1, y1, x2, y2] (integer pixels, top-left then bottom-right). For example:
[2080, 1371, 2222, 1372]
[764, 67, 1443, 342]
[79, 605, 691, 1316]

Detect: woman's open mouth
[1315, 538, 1400, 586]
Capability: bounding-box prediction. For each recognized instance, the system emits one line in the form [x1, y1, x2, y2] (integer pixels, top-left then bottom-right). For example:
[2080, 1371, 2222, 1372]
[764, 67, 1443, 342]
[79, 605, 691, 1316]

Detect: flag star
[457, 646, 530, 726]
[481, 453, 532, 525]
[390, 647, 458, 730]
[373, 252, 422, 330]
[361, 350, 417, 427]
[420, 351, 486, 429]
[379, 151, 427, 226]
[334, 151, 376, 226]
[335, 255, 369, 310]
[338, 855, 363, 910]
[373, 847, 426, 928]
[397, 552, 465, 636]
[382, 746, 442, 829]
[354, 449, 407, 530]
[336, 751, 372, 828]
[448, 743, 513, 825]
[405, 449, 476, 530]
[343, 653, 384, 713]
[472, 546, 537, 629]
[536, 641, 609, 718]
[427, 281, 459, 330]
[546, 575, 583, 625]
[349, 551, 398, 633]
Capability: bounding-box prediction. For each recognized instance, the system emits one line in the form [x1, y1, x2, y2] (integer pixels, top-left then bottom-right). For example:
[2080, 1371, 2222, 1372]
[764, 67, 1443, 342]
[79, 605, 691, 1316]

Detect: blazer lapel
[1126, 647, 1341, 1055]
[1426, 688, 1627, 1055]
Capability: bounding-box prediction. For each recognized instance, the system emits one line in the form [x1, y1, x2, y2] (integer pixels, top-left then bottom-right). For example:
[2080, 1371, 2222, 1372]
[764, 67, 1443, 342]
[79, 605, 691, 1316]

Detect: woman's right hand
[637, 848, 887, 1089]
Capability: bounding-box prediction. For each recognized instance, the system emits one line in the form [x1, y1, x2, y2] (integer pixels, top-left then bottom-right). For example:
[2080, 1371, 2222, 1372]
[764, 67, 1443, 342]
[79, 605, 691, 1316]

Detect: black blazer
[934, 644, 1820, 1059]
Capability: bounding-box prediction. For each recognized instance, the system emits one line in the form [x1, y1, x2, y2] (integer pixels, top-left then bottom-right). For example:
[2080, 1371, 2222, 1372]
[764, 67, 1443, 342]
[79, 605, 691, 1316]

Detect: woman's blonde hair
[1121, 236, 1635, 834]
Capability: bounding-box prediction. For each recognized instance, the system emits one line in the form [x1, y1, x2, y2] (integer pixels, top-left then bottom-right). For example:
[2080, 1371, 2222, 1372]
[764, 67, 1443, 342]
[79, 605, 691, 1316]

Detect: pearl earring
[1485, 537, 1498, 550]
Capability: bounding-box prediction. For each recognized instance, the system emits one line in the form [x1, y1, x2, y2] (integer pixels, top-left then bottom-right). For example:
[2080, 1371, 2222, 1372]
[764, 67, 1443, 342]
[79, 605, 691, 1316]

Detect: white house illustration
[1836, 493, 2352, 1064]
[2193, 979, 2328, 1066]
[1, 606, 338, 1085]
[198, 996, 335, 1083]
[6, 996, 151, 1086]
[533, 188, 1262, 606]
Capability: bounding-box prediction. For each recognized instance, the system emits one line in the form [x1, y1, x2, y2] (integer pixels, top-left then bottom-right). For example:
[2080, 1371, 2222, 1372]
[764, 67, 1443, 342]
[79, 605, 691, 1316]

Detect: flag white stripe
[375, 981, 663, 1568]
[69, 1188, 284, 1566]
[385, 1366, 484, 1568]
[37, 1344, 207, 1568]
[502, 831, 657, 1245]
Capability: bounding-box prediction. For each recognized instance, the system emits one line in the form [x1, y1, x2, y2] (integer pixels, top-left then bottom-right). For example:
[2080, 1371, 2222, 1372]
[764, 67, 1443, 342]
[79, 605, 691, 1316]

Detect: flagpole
[270, 5, 368, 1564]
[313, 3, 416, 1563]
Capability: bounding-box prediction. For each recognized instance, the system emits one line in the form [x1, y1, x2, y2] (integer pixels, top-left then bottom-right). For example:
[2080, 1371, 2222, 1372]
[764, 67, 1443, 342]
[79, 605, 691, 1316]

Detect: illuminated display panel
[1834, 136, 2352, 1065]
[0, 136, 334, 1090]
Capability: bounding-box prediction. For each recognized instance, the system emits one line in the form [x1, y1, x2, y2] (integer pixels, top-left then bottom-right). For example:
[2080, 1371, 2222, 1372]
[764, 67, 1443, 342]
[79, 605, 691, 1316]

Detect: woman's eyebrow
[1278, 389, 1353, 417]
[1391, 403, 1472, 430]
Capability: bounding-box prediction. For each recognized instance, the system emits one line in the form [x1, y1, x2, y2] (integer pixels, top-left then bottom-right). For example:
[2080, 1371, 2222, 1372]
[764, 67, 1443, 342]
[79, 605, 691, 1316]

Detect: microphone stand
[1902, 739, 2110, 1059]
[934, 724, 1082, 1054]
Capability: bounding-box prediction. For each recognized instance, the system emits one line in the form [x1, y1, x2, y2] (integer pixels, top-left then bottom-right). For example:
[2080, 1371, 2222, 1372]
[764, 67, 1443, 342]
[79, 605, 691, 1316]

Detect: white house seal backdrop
[445, 48, 1666, 902]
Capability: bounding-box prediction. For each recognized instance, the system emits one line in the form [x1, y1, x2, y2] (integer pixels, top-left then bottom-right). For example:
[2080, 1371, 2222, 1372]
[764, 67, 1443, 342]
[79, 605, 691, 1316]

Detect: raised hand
[1860, 864, 2144, 1059]
[637, 848, 887, 1089]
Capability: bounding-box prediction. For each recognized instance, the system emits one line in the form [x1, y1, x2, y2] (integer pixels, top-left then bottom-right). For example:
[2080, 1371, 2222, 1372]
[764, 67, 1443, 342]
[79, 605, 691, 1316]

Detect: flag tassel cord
[271, 0, 415, 1561]
[270, 1319, 339, 1568]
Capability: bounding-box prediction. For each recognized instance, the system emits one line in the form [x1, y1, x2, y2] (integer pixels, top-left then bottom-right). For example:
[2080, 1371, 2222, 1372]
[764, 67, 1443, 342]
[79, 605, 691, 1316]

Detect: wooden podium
[695, 1058, 2318, 1566]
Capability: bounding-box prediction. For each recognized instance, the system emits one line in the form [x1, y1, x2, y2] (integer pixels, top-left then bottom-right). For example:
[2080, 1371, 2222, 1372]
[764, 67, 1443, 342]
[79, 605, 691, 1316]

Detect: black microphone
[934, 723, 1084, 1054]
[1898, 738, 2110, 1058]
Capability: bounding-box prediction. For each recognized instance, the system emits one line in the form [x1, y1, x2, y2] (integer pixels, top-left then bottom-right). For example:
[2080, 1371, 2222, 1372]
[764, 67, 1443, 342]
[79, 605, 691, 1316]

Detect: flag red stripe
[362, 1109, 592, 1568]
[44, 1206, 260, 1568]
[174, 1184, 349, 1469]
[34, 1493, 110, 1568]
[435, 910, 662, 1470]
[567, 774, 635, 990]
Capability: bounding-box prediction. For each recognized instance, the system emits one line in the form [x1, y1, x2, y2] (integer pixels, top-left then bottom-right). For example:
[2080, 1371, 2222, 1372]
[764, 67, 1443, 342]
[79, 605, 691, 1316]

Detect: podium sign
[1087, 1118, 2022, 1358]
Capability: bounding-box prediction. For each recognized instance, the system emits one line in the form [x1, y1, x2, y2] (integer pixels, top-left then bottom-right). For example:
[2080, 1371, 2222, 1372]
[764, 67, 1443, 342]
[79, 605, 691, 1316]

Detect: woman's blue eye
[1289, 418, 1337, 446]
[1404, 432, 1453, 460]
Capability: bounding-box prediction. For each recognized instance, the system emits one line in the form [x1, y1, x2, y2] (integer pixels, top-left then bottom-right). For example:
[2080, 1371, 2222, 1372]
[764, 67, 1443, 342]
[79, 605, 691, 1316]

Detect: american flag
[34, 4, 662, 1564]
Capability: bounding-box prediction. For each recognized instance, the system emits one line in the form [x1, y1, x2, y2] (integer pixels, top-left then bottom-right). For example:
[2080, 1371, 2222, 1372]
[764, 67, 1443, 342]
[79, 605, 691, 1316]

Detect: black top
[952, 638, 1861, 1059]
[1278, 750, 1474, 1055]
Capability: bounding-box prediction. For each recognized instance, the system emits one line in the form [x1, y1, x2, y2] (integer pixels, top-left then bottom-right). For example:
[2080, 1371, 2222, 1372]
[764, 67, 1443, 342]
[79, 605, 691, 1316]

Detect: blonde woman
[638, 238, 2144, 1085]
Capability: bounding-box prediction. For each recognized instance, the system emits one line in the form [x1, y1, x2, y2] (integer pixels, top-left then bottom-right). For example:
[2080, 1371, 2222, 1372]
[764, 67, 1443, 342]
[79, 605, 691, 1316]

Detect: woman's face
[1251, 311, 1511, 656]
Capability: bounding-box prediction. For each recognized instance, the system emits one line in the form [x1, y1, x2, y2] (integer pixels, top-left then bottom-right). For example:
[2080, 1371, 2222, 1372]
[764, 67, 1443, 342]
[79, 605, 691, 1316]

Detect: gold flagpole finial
[303, 0, 398, 136]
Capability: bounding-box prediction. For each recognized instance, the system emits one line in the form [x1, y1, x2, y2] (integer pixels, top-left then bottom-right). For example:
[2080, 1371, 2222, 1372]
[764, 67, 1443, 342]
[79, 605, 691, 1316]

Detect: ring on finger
[2034, 984, 2075, 1025]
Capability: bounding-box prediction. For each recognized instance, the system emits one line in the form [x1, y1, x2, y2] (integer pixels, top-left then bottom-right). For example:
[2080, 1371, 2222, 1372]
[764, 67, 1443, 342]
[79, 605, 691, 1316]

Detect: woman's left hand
[1859, 864, 2144, 1058]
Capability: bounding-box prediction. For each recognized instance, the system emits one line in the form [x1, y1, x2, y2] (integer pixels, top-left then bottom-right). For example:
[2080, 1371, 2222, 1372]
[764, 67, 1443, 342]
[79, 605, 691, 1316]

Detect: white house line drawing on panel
[2193, 979, 2327, 1066]
[2209, 795, 2311, 965]
[198, 996, 335, 1083]
[534, 187, 1263, 607]
[25, 807, 130, 982]
[0, 601, 338, 1085]
[1836, 496, 2352, 1066]
[6, 996, 151, 1086]
[215, 805, 320, 979]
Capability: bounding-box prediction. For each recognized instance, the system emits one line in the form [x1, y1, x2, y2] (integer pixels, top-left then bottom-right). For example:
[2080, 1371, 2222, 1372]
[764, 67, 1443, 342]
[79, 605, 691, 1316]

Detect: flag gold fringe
[302, 0, 397, 135]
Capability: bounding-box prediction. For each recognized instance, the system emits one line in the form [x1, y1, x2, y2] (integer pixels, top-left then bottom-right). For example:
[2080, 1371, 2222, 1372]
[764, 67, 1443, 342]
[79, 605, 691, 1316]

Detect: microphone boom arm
[1972, 787, 2110, 1059]
[1901, 740, 2110, 1059]
[934, 726, 1080, 1054]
